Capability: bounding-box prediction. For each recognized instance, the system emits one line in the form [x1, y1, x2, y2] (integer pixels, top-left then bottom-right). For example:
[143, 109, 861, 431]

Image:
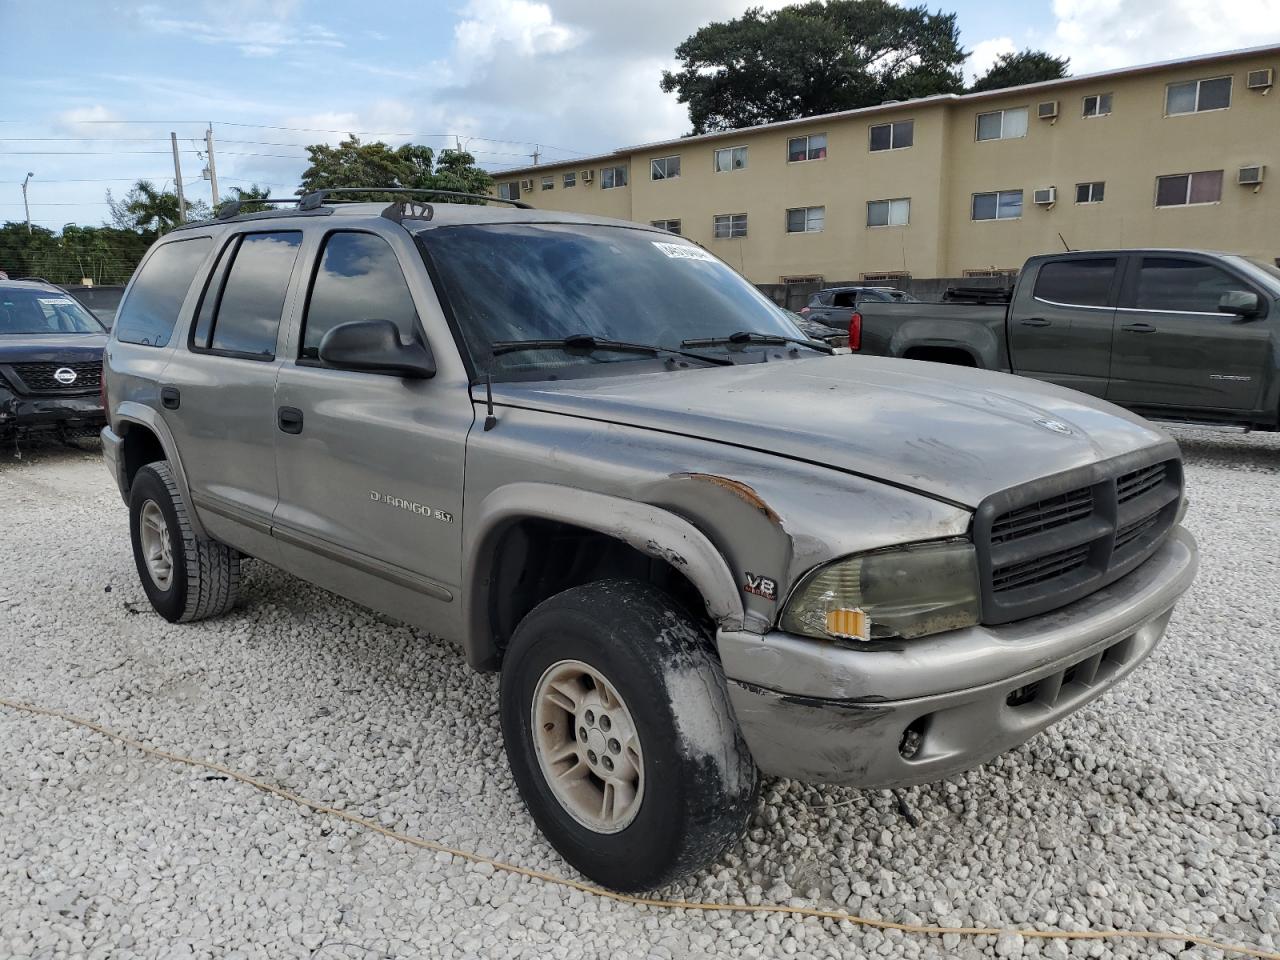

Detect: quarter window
[785, 207, 824, 234]
[192, 231, 302, 358]
[650, 156, 680, 180]
[650, 219, 681, 235]
[869, 120, 914, 151]
[1133, 257, 1245, 313]
[972, 190, 1023, 221]
[1166, 76, 1232, 115]
[601, 165, 628, 189]
[714, 146, 748, 172]
[1075, 181, 1105, 203]
[1155, 170, 1223, 206]
[867, 198, 910, 227]
[114, 237, 211, 347]
[563, 172, 576, 188]
[787, 134, 827, 162]
[301, 232, 419, 362]
[1033, 258, 1117, 307]
[713, 213, 748, 239]
[1082, 94, 1113, 117]
[975, 107, 1029, 141]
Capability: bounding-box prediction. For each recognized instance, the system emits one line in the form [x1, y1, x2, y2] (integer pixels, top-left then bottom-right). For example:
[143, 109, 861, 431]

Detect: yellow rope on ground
[3, 694, 1276, 960]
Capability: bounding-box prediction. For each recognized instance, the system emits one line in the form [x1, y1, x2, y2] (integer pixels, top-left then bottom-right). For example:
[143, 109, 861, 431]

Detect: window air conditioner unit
[520, 179, 534, 191]
[1033, 186, 1057, 205]
[1246, 68, 1274, 90]
[581, 169, 594, 183]
[1037, 100, 1059, 120]
[1238, 165, 1266, 185]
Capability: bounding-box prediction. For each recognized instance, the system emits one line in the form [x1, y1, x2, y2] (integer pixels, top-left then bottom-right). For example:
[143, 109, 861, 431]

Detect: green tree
[298, 136, 493, 201]
[660, 0, 967, 134]
[106, 180, 210, 235]
[226, 183, 274, 214]
[969, 49, 1070, 93]
[0, 222, 151, 285]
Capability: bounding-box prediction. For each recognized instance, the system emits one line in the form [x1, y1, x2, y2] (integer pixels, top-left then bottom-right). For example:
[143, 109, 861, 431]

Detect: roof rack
[214, 197, 307, 220]
[297, 187, 532, 212]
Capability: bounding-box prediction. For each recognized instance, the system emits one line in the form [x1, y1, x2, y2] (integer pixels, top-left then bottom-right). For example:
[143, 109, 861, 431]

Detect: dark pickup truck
[853, 250, 1280, 431]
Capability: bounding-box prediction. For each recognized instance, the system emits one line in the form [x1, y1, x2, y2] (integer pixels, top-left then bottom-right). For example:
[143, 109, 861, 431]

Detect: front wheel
[500, 579, 758, 891]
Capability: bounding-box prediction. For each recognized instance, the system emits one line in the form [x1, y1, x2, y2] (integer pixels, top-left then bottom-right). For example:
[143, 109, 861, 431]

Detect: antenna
[1058, 231, 1072, 252]
[483, 372, 498, 431]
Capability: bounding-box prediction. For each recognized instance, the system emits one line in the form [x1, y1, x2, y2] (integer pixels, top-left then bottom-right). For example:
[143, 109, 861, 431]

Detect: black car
[799, 285, 919, 337]
[0, 279, 108, 443]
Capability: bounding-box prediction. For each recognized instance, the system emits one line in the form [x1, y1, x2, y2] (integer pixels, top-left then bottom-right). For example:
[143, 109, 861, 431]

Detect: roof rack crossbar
[298, 187, 532, 211]
[215, 197, 307, 220]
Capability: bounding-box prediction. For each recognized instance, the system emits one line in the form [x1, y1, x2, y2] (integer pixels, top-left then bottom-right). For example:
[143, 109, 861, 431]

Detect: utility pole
[530, 145, 541, 166]
[21, 172, 33, 234]
[170, 133, 187, 223]
[205, 125, 219, 209]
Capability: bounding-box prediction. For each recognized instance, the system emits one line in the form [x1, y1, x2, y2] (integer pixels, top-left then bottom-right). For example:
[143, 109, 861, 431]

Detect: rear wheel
[500, 579, 758, 891]
[128, 462, 241, 622]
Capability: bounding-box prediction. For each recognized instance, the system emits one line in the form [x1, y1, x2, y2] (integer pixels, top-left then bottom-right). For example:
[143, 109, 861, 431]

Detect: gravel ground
[0, 430, 1277, 960]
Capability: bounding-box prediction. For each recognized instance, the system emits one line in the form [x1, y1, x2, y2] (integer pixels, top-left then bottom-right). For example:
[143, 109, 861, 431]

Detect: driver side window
[1133, 258, 1248, 314]
[301, 232, 420, 361]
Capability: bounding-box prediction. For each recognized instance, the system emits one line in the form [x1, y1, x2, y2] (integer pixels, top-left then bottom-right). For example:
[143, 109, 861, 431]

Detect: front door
[161, 229, 304, 555]
[1108, 255, 1270, 411]
[272, 228, 471, 626]
[1007, 255, 1120, 397]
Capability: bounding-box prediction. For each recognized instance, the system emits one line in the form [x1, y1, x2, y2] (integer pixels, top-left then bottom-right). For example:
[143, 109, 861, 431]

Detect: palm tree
[106, 180, 208, 235]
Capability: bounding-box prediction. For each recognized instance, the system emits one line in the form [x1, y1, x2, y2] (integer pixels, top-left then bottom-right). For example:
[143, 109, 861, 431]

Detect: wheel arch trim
[113, 400, 208, 540]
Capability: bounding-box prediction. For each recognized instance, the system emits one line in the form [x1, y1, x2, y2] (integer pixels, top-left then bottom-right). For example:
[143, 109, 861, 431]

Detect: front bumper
[718, 525, 1198, 787]
[0, 388, 103, 438]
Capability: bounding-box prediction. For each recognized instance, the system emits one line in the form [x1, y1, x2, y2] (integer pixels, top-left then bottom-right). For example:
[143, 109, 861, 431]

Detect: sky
[4, 0, 1279, 230]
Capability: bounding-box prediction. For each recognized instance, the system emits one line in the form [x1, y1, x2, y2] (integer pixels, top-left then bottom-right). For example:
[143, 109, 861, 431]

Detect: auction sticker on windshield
[652, 241, 717, 262]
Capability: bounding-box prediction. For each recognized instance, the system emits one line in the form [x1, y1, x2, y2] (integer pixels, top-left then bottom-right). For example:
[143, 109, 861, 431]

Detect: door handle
[160, 386, 180, 410]
[277, 406, 304, 434]
[1019, 317, 1051, 327]
[1121, 322, 1156, 334]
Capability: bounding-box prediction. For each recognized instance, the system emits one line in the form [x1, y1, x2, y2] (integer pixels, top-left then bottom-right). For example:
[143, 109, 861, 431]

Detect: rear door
[1108, 255, 1270, 411]
[1007, 255, 1120, 397]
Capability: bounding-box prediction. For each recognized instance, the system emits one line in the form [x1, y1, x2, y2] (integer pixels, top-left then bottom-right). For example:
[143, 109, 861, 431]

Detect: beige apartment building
[492, 44, 1280, 284]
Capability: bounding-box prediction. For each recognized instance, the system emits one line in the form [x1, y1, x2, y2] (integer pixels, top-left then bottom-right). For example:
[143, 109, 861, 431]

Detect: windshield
[419, 223, 809, 378]
[1240, 256, 1280, 290]
[0, 288, 105, 335]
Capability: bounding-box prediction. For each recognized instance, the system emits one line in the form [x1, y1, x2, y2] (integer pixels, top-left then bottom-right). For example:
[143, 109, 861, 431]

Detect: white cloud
[454, 0, 584, 63]
[136, 2, 343, 57]
[1049, 0, 1280, 73]
[968, 36, 1017, 83]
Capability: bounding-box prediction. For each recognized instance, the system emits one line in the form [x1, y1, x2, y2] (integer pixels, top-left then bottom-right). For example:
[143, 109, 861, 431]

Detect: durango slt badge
[370, 490, 453, 523]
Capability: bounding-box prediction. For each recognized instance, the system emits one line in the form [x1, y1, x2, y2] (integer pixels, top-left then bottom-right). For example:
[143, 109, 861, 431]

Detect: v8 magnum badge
[370, 490, 454, 524]
[743, 572, 778, 602]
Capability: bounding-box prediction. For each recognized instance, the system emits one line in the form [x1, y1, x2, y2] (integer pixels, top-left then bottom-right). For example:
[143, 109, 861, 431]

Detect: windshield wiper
[680, 331, 833, 354]
[490, 334, 733, 366]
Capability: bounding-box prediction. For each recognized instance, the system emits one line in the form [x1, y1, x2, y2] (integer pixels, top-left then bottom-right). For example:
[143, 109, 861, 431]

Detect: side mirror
[318, 319, 436, 379]
[1217, 290, 1261, 318]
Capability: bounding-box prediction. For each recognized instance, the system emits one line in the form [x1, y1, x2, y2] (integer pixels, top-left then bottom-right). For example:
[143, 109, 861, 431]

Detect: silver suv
[101, 192, 1198, 890]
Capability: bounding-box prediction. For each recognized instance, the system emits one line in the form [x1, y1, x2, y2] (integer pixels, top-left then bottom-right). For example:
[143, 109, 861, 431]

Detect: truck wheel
[500, 579, 758, 891]
[128, 462, 241, 623]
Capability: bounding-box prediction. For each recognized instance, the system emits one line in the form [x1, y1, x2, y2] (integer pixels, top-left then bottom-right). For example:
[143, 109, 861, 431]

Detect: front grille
[6, 361, 101, 394]
[976, 454, 1182, 624]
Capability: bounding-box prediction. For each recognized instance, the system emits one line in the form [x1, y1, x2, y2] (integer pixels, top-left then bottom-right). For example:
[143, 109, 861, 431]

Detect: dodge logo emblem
[53, 367, 78, 385]
[1035, 417, 1072, 435]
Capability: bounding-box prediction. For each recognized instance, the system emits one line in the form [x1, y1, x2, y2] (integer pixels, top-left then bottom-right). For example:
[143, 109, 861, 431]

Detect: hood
[490, 355, 1175, 508]
[0, 333, 108, 363]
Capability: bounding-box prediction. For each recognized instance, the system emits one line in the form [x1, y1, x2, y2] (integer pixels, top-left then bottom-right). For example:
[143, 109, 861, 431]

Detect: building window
[787, 133, 827, 162]
[1155, 170, 1223, 206]
[540, 176, 554, 190]
[1075, 181, 1105, 203]
[861, 271, 910, 282]
[714, 146, 748, 172]
[867, 198, 910, 227]
[651, 219, 681, 235]
[651, 156, 681, 180]
[713, 213, 748, 239]
[1082, 94, 1113, 118]
[782, 275, 823, 284]
[497, 182, 520, 201]
[972, 190, 1023, 220]
[975, 107, 1029, 141]
[963, 268, 1018, 278]
[1166, 76, 1232, 115]
[869, 120, 914, 151]
[786, 206, 825, 234]
[600, 165, 628, 189]
[563, 172, 576, 188]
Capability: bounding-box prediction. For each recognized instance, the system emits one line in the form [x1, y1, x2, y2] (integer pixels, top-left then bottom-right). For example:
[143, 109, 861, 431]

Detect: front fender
[463, 482, 745, 670]
[113, 400, 208, 540]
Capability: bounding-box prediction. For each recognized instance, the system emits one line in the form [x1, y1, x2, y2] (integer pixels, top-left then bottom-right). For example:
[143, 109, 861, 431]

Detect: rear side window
[301, 232, 419, 360]
[115, 237, 211, 347]
[192, 231, 302, 359]
[1033, 258, 1117, 307]
[1133, 258, 1245, 313]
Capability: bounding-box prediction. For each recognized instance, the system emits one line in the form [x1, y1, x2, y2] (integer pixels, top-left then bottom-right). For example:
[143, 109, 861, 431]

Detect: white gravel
[1, 430, 1277, 960]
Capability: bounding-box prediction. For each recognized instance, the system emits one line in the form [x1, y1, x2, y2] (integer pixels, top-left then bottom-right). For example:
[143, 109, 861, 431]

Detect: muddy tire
[500, 579, 758, 891]
[128, 462, 241, 623]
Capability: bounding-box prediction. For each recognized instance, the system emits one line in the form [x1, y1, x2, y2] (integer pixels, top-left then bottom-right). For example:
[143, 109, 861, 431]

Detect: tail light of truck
[848, 311, 862, 351]
[799, 306, 810, 315]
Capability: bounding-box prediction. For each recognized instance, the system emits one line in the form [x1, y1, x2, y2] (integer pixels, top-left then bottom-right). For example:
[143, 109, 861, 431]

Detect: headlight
[780, 540, 981, 642]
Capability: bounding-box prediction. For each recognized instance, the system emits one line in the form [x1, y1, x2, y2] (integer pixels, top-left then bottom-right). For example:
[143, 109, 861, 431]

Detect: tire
[500, 579, 758, 891]
[128, 461, 241, 623]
